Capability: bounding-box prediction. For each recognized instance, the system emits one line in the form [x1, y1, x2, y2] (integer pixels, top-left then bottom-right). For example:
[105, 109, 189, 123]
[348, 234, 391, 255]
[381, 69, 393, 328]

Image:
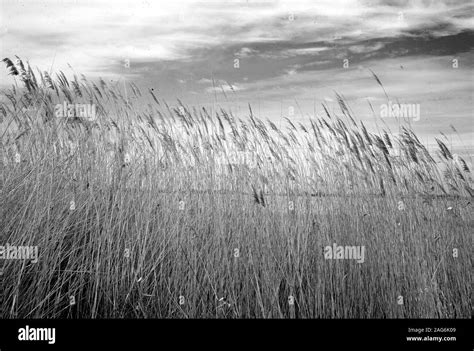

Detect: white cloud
[205, 83, 243, 93]
[197, 78, 213, 84]
[1, 0, 472, 82]
[348, 42, 385, 54]
[282, 47, 329, 57]
[235, 47, 258, 58]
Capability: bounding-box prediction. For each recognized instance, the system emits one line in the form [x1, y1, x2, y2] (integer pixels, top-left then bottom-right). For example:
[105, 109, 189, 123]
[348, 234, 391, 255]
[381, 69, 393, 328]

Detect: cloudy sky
[1, 0, 473, 154]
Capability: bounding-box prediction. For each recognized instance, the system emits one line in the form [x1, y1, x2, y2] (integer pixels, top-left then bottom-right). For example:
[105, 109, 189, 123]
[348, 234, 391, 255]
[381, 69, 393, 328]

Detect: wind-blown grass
[0, 58, 472, 318]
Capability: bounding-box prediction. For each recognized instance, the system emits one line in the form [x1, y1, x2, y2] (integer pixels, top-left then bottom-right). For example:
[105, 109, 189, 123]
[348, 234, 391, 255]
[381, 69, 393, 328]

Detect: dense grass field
[0, 58, 472, 318]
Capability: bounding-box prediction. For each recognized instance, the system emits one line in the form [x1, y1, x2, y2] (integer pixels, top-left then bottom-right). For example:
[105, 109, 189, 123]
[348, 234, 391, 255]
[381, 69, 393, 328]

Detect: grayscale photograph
[0, 1, 472, 344]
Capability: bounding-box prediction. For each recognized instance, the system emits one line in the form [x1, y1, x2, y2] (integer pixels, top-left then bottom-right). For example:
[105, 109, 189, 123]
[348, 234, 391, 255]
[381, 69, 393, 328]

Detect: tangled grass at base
[0, 58, 472, 318]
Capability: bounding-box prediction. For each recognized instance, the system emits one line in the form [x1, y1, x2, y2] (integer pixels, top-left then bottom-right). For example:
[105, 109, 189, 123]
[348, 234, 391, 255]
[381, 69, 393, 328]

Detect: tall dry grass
[0, 58, 472, 318]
